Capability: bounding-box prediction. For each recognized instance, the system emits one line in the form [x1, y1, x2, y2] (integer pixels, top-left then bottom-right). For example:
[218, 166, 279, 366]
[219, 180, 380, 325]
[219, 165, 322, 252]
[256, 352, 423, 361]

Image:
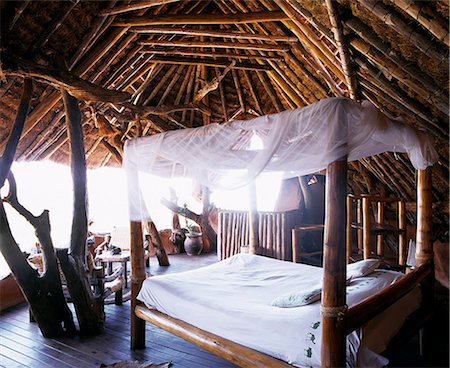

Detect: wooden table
[96, 251, 130, 289]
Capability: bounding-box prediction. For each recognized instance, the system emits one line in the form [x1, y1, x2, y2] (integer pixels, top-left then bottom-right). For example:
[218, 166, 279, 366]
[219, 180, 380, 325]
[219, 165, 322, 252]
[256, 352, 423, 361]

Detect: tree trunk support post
[130, 220, 146, 350]
[321, 159, 347, 368]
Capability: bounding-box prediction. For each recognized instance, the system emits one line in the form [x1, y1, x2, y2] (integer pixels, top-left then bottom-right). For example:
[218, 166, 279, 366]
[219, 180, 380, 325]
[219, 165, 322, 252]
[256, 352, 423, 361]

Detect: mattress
[137, 254, 420, 367]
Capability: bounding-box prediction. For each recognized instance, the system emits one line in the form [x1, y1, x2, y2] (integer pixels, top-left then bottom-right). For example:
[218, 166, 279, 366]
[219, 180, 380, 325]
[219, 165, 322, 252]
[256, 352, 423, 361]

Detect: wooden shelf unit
[346, 194, 407, 264]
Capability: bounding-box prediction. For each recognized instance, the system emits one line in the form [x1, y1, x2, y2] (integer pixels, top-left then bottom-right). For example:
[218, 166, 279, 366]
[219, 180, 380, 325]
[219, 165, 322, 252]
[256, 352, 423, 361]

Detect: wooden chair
[291, 224, 324, 264]
[346, 194, 407, 265]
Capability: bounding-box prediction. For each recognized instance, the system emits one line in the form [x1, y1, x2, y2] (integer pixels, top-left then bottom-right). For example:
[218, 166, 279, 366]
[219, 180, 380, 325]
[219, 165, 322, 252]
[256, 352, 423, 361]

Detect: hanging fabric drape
[123, 97, 437, 221]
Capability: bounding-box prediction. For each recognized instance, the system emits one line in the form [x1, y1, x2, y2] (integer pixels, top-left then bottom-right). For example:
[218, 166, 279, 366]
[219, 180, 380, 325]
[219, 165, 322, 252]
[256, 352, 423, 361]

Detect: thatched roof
[0, 0, 448, 233]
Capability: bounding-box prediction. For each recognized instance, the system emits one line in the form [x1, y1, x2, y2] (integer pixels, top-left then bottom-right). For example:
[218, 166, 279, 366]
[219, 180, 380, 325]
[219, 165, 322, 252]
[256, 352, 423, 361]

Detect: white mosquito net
[123, 97, 437, 221]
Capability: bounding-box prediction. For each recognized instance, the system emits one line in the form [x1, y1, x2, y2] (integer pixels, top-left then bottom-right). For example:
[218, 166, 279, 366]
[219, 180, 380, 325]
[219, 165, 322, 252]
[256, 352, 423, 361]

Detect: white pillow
[347, 258, 380, 278]
[271, 287, 322, 308]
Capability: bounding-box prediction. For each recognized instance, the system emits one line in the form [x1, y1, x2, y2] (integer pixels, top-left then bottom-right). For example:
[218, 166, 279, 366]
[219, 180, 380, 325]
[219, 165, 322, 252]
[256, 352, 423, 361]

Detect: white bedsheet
[137, 254, 420, 367]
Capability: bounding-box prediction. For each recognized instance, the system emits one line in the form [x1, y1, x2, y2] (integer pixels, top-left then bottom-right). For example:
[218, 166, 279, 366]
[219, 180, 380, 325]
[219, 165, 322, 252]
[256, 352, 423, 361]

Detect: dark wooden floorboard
[0, 254, 238, 368]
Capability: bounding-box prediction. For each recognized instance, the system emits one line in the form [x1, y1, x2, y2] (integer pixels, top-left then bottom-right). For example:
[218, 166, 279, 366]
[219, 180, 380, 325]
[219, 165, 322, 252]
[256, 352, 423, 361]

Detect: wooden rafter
[150, 56, 271, 71]
[391, 0, 449, 47]
[2, 54, 131, 103]
[140, 48, 283, 61]
[325, 0, 357, 99]
[101, 0, 180, 16]
[131, 26, 297, 42]
[345, 17, 449, 116]
[114, 11, 289, 26]
[138, 39, 288, 52]
[357, 0, 448, 63]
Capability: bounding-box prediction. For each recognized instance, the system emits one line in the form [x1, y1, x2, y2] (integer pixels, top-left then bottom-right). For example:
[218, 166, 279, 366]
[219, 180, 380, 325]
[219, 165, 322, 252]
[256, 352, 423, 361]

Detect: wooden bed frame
[128, 159, 434, 367]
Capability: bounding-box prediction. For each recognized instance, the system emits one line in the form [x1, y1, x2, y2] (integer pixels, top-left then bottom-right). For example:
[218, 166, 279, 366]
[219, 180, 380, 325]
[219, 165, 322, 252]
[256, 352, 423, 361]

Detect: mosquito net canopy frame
[123, 97, 437, 222]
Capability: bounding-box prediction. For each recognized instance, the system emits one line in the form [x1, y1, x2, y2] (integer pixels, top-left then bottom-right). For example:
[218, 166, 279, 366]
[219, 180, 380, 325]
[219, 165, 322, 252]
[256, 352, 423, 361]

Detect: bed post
[130, 220, 146, 349]
[416, 167, 434, 304]
[321, 159, 347, 368]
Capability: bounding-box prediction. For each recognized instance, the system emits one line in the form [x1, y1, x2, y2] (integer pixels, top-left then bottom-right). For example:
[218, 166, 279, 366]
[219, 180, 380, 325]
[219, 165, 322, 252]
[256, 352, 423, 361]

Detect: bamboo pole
[357, 73, 448, 139]
[278, 1, 346, 84]
[346, 195, 352, 262]
[114, 11, 289, 26]
[150, 56, 270, 71]
[416, 168, 433, 267]
[135, 306, 292, 368]
[102, 0, 180, 16]
[349, 37, 447, 116]
[266, 69, 305, 107]
[138, 39, 288, 52]
[132, 25, 298, 42]
[248, 180, 259, 255]
[242, 70, 262, 115]
[362, 196, 371, 260]
[376, 201, 384, 257]
[324, 0, 356, 99]
[398, 199, 406, 266]
[391, 0, 449, 46]
[345, 17, 448, 115]
[256, 71, 283, 111]
[130, 221, 146, 350]
[357, 0, 448, 63]
[322, 159, 347, 368]
[139, 48, 283, 61]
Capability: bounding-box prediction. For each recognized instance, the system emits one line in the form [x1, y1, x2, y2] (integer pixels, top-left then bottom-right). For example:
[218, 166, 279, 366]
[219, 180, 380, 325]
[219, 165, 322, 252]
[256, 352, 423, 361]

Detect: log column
[130, 220, 146, 349]
[321, 159, 347, 368]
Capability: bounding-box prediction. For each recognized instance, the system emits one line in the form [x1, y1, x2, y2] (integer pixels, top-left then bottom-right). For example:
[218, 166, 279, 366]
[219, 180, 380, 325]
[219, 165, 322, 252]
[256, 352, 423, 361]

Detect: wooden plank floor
[1, 253, 448, 368]
[0, 253, 238, 368]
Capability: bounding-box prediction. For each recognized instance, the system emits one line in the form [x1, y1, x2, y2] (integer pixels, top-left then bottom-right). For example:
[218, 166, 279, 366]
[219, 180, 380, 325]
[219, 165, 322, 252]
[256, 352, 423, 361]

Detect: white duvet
[137, 254, 420, 367]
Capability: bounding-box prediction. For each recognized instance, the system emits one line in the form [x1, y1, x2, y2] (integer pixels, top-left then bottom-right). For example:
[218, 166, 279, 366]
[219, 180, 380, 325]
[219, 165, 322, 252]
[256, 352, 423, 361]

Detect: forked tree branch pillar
[130, 220, 146, 349]
[321, 159, 347, 368]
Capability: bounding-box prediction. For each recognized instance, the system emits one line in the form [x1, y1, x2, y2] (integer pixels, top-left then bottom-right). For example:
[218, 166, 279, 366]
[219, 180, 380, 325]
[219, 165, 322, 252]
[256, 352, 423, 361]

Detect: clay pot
[184, 233, 203, 256]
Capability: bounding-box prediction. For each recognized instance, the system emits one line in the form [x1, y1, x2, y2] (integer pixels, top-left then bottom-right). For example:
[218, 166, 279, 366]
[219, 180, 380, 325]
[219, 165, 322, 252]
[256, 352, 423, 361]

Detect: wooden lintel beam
[131, 25, 298, 42]
[2, 54, 131, 104]
[150, 56, 271, 71]
[114, 11, 289, 26]
[138, 39, 288, 52]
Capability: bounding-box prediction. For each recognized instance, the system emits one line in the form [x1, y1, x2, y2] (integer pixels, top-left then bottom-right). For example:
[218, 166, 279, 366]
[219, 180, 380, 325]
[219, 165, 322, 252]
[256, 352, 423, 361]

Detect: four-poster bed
[123, 97, 437, 367]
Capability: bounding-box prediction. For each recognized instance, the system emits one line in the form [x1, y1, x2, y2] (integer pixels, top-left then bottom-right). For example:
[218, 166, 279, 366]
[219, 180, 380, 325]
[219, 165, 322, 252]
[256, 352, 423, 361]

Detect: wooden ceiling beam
[114, 11, 289, 26]
[131, 26, 297, 42]
[277, 0, 346, 86]
[140, 48, 282, 61]
[357, 0, 448, 64]
[2, 54, 131, 104]
[325, 0, 357, 99]
[101, 0, 180, 16]
[138, 39, 288, 52]
[149, 56, 271, 71]
[391, 0, 449, 47]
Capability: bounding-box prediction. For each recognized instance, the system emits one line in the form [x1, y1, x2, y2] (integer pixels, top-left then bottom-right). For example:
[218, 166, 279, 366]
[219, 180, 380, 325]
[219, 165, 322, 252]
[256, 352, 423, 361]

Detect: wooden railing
[217, 209, 299, 261]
